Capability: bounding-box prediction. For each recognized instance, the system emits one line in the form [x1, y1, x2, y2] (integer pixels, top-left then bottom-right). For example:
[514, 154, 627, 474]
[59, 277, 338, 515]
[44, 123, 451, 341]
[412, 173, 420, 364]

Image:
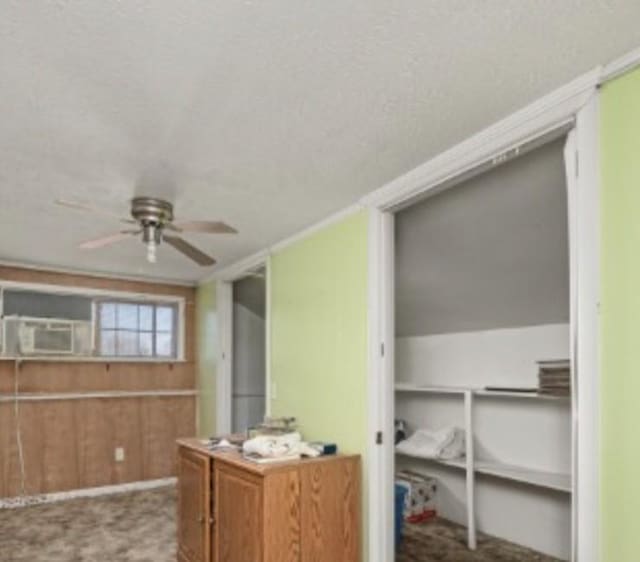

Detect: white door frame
[215, 253, 271, 435]
[366, 70, 601, 562]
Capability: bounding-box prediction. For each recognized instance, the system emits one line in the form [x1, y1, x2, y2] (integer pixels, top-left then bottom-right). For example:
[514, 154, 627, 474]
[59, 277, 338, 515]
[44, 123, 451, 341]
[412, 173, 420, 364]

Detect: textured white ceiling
[395, 138, 568, 337]
[0, 2, 639, 283]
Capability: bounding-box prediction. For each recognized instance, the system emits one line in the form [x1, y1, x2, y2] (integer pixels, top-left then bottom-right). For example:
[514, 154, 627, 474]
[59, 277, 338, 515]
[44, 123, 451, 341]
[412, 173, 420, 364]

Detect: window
[97, 300, 178, 358]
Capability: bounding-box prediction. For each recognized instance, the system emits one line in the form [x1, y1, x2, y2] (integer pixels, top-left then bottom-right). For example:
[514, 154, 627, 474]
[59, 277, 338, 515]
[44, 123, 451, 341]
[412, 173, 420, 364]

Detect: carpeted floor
[397, 518, 564, 562]
[0, 486, 176, 562]
[1, 486, 563, 562]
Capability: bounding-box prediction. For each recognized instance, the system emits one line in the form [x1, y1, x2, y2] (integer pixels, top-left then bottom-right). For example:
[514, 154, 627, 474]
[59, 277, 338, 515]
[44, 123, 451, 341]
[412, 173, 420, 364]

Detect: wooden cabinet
[215, 464, 263, 562]
[177, 447, 211, 562]
[177, 439, 360, 562]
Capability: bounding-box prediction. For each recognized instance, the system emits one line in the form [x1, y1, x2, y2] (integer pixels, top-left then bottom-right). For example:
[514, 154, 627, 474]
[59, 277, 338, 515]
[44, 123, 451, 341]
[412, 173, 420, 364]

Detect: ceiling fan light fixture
[146, 239, 157, 263]
[142, 223, 161, 264]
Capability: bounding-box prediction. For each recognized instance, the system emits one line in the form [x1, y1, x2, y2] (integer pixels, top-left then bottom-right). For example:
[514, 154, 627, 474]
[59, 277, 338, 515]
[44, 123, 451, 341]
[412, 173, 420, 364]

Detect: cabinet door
[177, 447, 211, 562]
[215, 465, 263, 562]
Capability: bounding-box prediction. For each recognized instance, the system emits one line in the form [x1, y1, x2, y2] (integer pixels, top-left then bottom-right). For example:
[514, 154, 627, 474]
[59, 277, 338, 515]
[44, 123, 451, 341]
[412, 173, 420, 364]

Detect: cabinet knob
[198, 515, 204, 524]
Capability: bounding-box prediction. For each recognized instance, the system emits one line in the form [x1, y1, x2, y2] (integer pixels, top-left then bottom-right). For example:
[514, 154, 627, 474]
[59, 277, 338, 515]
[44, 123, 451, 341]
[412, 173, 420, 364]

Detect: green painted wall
[270, 211, 369, 559]
[270, 211, 369, 453]
[196, 281, 217, 437]
[600, 67, 640, 561]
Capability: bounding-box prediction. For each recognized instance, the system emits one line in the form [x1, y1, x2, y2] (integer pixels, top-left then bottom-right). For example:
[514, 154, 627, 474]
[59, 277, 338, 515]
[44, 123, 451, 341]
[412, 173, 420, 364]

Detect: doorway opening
[230, 267, 267, 433]
[389, 133, 575, 561]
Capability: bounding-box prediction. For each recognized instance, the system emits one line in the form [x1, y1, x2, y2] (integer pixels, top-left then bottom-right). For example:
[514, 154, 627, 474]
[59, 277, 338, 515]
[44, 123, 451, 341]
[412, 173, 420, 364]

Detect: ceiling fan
[55, 197, 237, 266]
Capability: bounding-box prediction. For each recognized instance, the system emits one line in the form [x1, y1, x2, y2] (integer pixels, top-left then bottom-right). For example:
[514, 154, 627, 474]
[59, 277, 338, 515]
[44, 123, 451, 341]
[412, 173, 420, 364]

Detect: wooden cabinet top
[177, 437, 360, 476]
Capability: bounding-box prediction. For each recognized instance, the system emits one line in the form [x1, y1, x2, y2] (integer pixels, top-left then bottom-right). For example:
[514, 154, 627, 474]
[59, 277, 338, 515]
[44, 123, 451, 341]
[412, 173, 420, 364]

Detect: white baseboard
[0, 477, 176, 509]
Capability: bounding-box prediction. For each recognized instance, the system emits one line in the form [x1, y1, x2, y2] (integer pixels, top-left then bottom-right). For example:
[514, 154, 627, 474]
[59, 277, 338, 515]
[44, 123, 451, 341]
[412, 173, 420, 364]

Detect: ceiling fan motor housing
[131, 197, 173, 244]
[131, 197, 173, 226]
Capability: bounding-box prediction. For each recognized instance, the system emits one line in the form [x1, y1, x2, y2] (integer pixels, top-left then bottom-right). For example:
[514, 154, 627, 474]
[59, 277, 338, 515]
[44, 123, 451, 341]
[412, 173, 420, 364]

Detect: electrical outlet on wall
[115, 447, 125, 462]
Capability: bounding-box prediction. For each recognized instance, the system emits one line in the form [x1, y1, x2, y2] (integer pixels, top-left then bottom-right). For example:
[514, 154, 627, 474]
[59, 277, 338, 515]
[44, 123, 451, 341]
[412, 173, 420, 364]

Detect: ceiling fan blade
[170, 220, 237, 234]
[163, 235, 216, 266]
[55, 199, 136, 224]
[79, 230, 140, 250]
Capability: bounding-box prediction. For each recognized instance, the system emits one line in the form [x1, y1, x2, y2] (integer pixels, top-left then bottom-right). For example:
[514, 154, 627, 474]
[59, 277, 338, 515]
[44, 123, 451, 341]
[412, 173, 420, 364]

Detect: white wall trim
[0, 258, 196, 288]
[361, 67, 601, 211]
[210, 250, 270, 284]
[265, 257, 272, 416]
[0, 477, 176, 508]
[0, 390, 197, 403]
[573, 94, 601, 562]
[269, 203, 363, 254]
[602, 45, 640, 83]
[200, 203, 362, 284]
[216, 280, 233, 435]
[366, 208, 396, 562]
[215, 253, 270, 433]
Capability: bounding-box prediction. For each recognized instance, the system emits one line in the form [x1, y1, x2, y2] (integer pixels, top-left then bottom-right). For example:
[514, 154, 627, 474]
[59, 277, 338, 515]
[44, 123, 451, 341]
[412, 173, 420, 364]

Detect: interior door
[178, 447, 211, 562]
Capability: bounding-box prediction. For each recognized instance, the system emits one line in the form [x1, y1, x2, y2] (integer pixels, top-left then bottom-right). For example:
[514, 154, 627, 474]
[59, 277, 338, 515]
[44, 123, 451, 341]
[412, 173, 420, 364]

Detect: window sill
[0, 355, 188, 363]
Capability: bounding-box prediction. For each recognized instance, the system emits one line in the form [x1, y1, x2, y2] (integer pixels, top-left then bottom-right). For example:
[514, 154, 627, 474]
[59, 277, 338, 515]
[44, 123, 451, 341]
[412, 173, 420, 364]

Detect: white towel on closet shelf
[396, 427, 465, 460]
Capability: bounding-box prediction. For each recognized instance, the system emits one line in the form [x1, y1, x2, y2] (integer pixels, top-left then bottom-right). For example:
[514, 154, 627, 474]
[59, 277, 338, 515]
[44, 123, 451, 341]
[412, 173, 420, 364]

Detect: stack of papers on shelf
[537, 359, 571, 396]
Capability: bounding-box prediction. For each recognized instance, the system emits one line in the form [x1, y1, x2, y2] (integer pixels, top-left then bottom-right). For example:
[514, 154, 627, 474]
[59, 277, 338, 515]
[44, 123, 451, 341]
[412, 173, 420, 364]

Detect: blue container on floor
[395, 484, 407, 548]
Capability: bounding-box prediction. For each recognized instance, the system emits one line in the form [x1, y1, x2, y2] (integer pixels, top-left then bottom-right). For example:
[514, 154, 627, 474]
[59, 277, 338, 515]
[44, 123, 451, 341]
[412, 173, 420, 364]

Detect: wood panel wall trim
[0, 390, 198, 402]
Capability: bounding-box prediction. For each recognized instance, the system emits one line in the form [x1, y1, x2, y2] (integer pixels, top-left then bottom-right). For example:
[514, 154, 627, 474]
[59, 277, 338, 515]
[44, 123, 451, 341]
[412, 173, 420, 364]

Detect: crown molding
[199, 203, 362, 284]
[360, 67, 602, 211]
[602, 45, 640, 83]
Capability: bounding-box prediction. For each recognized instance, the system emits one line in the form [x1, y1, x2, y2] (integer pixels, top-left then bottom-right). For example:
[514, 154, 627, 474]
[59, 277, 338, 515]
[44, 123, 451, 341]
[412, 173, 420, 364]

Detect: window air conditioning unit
[18, 319, 75, 355]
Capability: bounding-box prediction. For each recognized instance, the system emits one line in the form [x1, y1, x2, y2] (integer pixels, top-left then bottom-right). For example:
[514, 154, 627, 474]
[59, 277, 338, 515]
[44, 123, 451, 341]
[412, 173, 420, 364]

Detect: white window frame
[0, 280, 186, 362]
[95, 299, 179, 359]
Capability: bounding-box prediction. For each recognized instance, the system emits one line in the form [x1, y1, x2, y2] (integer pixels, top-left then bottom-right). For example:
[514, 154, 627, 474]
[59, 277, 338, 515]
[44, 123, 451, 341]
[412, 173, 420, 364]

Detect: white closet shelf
[395, 383, 569, 400]
[396, 452, 571, 493]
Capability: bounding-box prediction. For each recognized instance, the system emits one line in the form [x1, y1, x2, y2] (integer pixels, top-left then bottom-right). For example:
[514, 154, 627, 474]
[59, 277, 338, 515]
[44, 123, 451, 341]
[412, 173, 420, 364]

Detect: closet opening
[230, 267, 267, 433]
[392, 135, 573, 561]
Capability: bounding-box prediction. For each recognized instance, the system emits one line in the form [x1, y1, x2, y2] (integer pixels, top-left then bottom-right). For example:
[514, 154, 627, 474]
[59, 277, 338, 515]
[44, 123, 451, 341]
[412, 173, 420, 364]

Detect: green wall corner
[196, 280, 217, 437]
[600, 66, 640, 561]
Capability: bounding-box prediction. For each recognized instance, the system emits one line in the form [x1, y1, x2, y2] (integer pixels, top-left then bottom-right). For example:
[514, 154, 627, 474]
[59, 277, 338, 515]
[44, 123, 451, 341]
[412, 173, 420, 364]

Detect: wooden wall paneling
[300, 458, 361, 562]
[15, 400, 46, 496]
[76, 398, 113, 489]
[263, 469, 301, 562]
[40, 400, 79, 493]
[110, 397, 144, 484]
[4, 361, 196, 394]
[0, 265, 197, 498]
[76, 397, 145, 488]
[140, 397, 196, 480]
[0, 402, 16, 497]
[1, 396, 194, 498]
